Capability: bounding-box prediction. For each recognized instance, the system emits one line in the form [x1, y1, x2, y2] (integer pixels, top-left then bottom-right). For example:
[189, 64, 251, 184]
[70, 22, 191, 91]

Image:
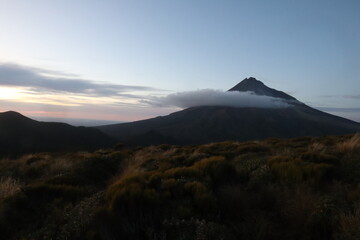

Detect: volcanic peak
[229, 77, 297, 101]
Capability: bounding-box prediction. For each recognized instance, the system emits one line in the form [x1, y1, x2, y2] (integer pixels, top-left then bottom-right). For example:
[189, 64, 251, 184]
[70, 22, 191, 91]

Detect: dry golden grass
[308, 142, 326, 153]
[49, 157, 76, 174]
[337, 133, 360, 153]
[0, 177, 21, 201]
[115, 147, 151, 178]
[1, 133, 360, 240]
[274, 147, 295, 158]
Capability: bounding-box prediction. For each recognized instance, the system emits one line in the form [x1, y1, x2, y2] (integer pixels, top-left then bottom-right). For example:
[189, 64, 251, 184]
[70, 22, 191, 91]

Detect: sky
[0, 0, 359, 123]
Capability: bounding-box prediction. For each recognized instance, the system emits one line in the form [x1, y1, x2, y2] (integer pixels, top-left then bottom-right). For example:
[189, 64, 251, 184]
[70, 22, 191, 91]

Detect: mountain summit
[229, 77, 297, 101]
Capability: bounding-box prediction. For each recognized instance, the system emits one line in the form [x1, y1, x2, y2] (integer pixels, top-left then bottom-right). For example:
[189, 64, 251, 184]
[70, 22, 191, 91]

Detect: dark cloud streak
[343, 95, 360, 99]
[0, 63, 158, 97]
[320, 94, 360, 99]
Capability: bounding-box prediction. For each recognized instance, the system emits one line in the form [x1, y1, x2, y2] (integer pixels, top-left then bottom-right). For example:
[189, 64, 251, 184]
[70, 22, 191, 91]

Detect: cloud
[0, 63, 159, 97]
[319, 95, 336, 98]
[316, 107, 360, 113]
[145, 89, 291, 109]
[0, 98, 176, 122]
[343, 95, 360, 99]
[0, 63, 177, 122]
[320, 94, 360, 100]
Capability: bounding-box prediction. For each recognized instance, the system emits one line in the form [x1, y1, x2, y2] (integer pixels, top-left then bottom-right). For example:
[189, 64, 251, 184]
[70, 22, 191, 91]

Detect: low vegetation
[0, 134, 359, 239]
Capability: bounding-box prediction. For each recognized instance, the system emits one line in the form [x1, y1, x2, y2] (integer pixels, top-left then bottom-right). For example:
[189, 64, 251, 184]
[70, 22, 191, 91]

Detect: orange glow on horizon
[0, 86, 177, 122]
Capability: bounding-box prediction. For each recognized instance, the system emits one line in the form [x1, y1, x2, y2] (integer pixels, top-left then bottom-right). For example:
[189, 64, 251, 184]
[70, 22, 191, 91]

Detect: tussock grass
[337, 133, 360, 153]
[0, 177, 21, 201]
[1, 134, 360, 240]
[308, 142, 326, 153]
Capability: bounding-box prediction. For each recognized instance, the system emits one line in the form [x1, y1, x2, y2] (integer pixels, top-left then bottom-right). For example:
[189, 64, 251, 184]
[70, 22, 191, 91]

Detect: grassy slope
[0, 134, 359, 240]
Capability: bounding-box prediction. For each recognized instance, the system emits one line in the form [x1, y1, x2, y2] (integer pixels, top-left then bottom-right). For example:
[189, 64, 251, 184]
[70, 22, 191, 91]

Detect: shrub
[3, 134, 358, 239]
[23, 183, 86, 204]
[99, 173, 164, 239]
[161, 178, 177, 190]
[280, 185, 321, 239]
[194, 156, 236, 183]
[270, 161, 304, 183]
[164, 166, 200, 180]
[348, 185, 360, 202]
[267, 155, 293, 166]
[217, 185, 247, 221]
[236, 142, 270, 154]
[303, 163, 335, 182]
[0, 193, 34, 239]
[184, 181, 215, 213]
[300, 152, 338, 164]
[0, 177, 21, 201]
[337, 205, 360, 240]
[72, 154, 123, 186]
[235, 155, 266, 176]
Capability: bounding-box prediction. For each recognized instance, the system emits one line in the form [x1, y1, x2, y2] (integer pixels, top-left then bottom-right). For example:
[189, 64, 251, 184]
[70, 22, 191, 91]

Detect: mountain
[228, 77, 297, 101]
[97, 78, 360, 146]
[0, 111, 116, 155]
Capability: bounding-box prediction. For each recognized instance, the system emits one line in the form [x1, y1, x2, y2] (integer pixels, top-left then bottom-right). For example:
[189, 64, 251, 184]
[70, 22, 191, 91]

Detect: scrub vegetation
[0, 134, 359, 240]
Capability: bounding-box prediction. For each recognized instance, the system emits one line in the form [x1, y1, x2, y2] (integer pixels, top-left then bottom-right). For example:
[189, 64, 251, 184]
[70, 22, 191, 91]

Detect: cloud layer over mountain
[146, 89, 291, 109]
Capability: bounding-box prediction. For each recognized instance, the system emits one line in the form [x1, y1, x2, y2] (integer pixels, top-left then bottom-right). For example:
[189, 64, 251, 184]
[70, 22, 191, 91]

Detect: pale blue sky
[0, 0, 359, 122]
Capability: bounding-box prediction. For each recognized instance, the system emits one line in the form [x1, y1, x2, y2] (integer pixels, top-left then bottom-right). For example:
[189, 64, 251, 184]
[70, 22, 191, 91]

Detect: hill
[98, 78, 360, 145]
[0, 111, 116, 155]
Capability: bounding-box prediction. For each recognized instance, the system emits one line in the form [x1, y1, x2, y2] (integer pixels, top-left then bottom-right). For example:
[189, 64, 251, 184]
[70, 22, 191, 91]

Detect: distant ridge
[98, 78, 360, 146]
[0, 111, 116, 155]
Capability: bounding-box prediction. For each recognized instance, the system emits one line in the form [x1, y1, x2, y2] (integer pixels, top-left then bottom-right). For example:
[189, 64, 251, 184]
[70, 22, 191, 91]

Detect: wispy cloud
[0, 63, 159, 97]
[319, 95, 336, 98]
[144, 89, 291, 109]
[0, 98, 175, 122]
[343, 95, 360, 99]
[316, 107, 360, 113]
[0, 63, 176, 121]
[320, 94, 360, 100]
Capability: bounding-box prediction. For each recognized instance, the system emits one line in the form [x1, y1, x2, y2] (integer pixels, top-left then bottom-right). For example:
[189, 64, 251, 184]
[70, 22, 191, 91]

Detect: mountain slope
[0, 111, 116, 155]
[98, 78, 360, 146]
[228, 77, 297, 100]
[98, 105, 360, 145]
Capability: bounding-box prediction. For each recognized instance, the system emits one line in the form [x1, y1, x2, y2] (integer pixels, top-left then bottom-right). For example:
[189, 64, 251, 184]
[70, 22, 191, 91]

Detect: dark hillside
[0, 111, 116, 155]
[98, 105, 360, 146]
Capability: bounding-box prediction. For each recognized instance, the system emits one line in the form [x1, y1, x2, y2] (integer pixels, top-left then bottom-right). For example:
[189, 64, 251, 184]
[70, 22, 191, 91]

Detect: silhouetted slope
[98, 105, 360, 145]
[0, 111, 116, 155]
[98, 78, 360, 146]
